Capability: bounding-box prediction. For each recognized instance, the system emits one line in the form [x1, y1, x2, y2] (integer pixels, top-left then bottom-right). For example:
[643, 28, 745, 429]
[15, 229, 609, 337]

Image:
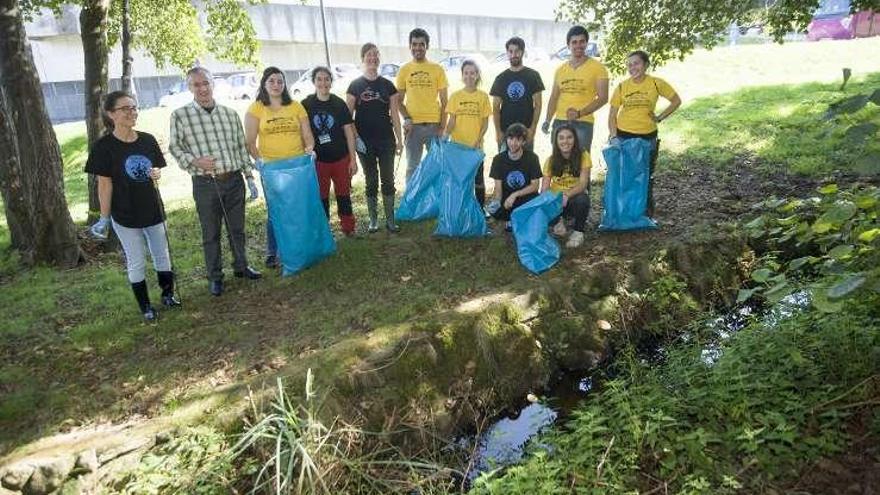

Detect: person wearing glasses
[85, 91, 179, 322]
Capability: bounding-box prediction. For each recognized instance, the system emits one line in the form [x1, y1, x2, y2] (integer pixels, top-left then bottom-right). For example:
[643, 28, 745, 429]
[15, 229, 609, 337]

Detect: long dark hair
[549, 124, 582, 177]
[256, 66, 292, 106]
[102, 90, 134, 134]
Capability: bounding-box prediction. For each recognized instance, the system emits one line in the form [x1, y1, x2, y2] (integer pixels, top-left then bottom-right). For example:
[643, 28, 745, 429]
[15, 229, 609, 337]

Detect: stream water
[460, 290, 813, 487]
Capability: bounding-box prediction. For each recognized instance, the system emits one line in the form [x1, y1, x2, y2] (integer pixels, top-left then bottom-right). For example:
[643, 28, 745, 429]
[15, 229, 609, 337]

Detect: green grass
[662, 73, 880, 175]
[2, 38, 880, 458]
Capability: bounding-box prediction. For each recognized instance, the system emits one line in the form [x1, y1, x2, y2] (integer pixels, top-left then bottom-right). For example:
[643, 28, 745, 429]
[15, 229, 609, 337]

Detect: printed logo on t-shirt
[313, 112, 335, 131]
[359, 87, 387, 104]
[624, 89, 651, 109]
[505, 170, 527, 189]
[408, 70, 436, 89]
[456, 100, 482, 117]
[124, 154, 152, 182]
[506, 81, 526, 101]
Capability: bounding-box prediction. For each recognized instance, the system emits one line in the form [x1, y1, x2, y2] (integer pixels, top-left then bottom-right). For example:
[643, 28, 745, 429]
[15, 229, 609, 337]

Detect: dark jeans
[192, 173, 248, 281]
[491, 192, 538, 221]
[552, 191, 590, 232]
[358, 144, 396, 197]
[617, 129, 659, 216]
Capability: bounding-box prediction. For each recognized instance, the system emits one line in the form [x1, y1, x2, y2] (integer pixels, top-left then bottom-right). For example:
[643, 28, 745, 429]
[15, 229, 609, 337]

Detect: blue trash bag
[396, 139, 443, 221]
[261, 155, 336, 276]
[511, 191, 563, 275]
[599, 138, 658, 231]
[434, 141, 487, 238]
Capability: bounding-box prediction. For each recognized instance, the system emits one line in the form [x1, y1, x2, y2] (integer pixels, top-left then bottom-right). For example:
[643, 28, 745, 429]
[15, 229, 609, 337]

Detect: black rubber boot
[366, 196, 380, 233]
[131, 280, 157, 322]
[157, 271, 181, 308]
[383, 194, 400, 233]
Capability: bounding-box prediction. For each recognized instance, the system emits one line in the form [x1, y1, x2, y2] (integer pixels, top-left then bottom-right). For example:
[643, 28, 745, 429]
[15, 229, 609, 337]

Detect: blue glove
[247, 177, 259, 201]
[254, 158, 264, 172]
[90, 216, 111, 239]
[355, 137, 367, 154]
[541, 121, 551, 135]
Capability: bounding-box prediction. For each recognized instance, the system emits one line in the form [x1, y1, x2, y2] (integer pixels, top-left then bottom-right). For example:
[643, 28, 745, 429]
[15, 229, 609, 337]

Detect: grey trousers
[404, 122, 439, 180]
[192, 173, 248, 281]
[111, 220, 171, 283]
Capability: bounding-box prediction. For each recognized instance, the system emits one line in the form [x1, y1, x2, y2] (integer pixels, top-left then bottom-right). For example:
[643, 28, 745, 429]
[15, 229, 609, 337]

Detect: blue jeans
[552, 120, 594, 152]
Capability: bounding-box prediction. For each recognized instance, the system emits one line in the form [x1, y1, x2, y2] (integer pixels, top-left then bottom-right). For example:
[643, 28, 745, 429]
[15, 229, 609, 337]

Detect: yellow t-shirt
[553, 59, 609, 123]
[447, 88, 491, 147]
[396, 60, 448, 124]
[542, 151, 592, 193]
[610, 75, 677, 135]
[246, 100, 308, 161]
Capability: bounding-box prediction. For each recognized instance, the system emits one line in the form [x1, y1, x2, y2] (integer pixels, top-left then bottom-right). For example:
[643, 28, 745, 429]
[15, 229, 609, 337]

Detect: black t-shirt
[346, 76, 397, 149]
[83, 131, 166, 228]
[302, 94, 354, 163]
[489, 150, 542, 200]
[489, 67, 545, 131]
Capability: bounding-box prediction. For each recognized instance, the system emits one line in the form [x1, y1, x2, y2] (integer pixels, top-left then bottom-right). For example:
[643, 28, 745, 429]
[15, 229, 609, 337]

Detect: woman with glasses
[85, 91, 179, 322]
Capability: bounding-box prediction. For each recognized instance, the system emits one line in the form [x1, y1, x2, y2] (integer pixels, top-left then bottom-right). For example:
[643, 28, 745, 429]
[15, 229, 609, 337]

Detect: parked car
[289, 65, 361, 97]
[158, 76, 232, 108]
[166, 80, 187, 95]
[379, 63, 399, 80]
[491, 47, 552, 67]
[552, 42, 601, 60]
[438, 53, 490, 75]
[808, 0, 855, 40]
[226, 72, 259, 100]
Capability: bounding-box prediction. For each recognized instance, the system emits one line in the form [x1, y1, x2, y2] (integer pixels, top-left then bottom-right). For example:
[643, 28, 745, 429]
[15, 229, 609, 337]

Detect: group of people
[85, 24, 680, 322]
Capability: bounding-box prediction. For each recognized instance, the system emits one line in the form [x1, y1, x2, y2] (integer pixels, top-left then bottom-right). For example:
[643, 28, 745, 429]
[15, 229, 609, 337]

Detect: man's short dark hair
[505, 123, 529, 140]
[566, 25, 589, 44]
[505, 36, 525, 52]
[409, 28, 430, 46]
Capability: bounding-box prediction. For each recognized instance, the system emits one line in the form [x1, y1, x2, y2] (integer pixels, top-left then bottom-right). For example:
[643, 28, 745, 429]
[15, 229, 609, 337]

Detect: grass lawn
[1, 37, 879, 459]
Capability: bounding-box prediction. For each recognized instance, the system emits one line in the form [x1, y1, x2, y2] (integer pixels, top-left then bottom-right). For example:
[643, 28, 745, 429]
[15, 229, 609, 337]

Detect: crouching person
[488, 123, 542, 230]
[542, 124, 591, 248]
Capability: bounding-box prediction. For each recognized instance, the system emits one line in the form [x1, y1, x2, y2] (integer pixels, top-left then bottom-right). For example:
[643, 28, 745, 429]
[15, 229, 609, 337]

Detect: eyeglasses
[113, 106, 138, 113]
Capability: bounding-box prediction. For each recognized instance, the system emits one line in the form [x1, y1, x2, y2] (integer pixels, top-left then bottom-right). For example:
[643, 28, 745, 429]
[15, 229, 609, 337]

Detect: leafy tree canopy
[556, 0, 880, 72]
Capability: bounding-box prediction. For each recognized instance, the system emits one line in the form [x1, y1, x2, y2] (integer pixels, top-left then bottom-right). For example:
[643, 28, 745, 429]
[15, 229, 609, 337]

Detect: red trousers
[316, 157, 356, 234]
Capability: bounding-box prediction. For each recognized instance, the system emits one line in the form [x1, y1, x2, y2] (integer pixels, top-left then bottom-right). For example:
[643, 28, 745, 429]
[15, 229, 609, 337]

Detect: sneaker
[552, 221, 567, 237]
[504, 222, 512, 233]
[565, 231, 584, 248]
[265, 255, 278, 269]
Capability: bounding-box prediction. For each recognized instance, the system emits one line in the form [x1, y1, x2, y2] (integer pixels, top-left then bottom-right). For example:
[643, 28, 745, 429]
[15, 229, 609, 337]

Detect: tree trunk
[120, 0, 135, 95]
[80, 0, 110, 223]
[0, 0, 82, 267]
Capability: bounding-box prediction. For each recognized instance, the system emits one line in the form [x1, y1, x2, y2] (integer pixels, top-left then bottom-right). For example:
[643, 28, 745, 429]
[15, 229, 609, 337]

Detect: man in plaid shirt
[170, 67, 262, 297]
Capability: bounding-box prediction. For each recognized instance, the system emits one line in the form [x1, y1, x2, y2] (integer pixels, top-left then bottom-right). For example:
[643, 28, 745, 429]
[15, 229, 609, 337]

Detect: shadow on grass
[661, 72, 880, 176]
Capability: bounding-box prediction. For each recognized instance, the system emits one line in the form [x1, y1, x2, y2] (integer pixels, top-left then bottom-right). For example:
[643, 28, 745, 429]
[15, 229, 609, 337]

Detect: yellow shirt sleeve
[447, 91, 460, 115]
[396, 66, 407, 91]
[655, 77, 677, 100]
[437, 66, 448, 90]
[480, 91, 492, 118]
[542, 156, 552, 176]
[246, 100, 263, 118]
[581, 151, 592, 172]
[292, 101, 307, 120]
[610, 82, 622, 107]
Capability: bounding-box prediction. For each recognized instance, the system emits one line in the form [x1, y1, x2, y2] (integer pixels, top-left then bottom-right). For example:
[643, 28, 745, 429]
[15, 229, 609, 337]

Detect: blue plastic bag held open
[434, 141, 487, 238]
[261, 155, 336, 276]
[396, 138, 443, 221]
[599, 138, 658, 231]
[511, 191, 563, 275]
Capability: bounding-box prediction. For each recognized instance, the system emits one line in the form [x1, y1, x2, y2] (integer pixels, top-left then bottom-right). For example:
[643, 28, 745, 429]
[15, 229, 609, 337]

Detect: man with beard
[489, 37, 545, 151]
[396, 28, 448, 180]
